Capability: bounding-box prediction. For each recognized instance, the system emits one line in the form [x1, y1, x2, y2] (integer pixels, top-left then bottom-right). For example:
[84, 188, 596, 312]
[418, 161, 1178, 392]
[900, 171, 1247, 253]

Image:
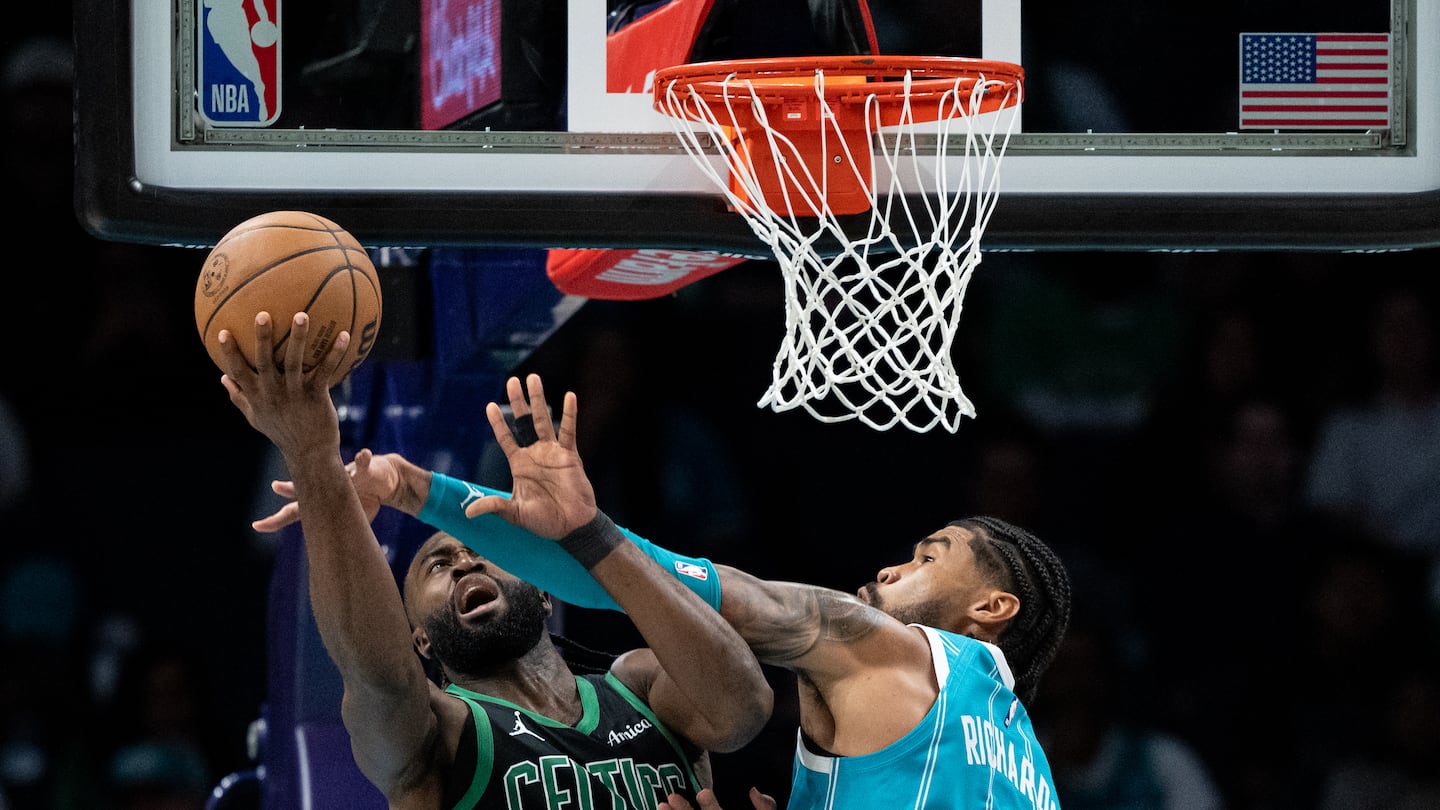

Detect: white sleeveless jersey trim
[795, 729, 832, 773]
[911, 623, 1015, 693]
[921, 624, 952, 688]
[977, 638, 1016, 692]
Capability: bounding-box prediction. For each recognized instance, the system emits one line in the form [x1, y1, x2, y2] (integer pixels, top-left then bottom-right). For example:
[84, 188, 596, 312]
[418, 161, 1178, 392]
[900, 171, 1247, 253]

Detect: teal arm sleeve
[417, 472, 722, 612]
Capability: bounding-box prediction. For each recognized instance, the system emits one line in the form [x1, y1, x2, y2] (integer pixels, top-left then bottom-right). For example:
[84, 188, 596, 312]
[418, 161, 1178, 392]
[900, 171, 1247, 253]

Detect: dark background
[4, 4, 1440, 810]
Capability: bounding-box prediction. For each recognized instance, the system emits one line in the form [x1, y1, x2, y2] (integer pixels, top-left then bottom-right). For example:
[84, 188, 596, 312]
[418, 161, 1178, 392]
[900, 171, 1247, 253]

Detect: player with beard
[217, 312, 771, 809]
[258, 369, 1074, 809]
[413, 547, 550, 676]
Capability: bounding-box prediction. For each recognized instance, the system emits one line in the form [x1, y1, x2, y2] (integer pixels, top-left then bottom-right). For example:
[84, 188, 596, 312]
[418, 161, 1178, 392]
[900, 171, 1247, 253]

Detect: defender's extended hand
[464, 374, 596, 539]
[253, 448, 397, 532]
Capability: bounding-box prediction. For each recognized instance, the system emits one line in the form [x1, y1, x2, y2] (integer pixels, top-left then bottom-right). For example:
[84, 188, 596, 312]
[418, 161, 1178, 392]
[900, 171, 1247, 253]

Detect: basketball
[195, 210, 382, 388]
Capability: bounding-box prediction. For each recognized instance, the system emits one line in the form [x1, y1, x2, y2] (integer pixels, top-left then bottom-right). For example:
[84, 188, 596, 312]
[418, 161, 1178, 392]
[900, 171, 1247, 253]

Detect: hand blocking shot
[217, 313, 771, 809]
[254, 363, 1073, 810]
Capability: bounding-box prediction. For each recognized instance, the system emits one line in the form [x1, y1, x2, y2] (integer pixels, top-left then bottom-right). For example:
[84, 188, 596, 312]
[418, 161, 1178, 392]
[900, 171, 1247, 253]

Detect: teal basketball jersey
[789, 626, 1061, 810]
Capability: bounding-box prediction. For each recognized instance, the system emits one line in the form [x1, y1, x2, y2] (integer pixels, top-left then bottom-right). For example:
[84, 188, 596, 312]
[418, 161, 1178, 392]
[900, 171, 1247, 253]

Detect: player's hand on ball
[219, 311, 348, 461]
[196, 211, 381, 389]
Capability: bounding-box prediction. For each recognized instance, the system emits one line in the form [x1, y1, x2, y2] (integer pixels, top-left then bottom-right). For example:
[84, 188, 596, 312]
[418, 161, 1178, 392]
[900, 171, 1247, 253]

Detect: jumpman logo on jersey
[509, 711, 545, 741]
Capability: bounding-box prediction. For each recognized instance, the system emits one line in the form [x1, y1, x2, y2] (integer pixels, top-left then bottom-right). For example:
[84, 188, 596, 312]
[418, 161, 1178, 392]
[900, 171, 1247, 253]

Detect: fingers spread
[253, 312, 274, 373]
[558, 391, 579, 450]
[525, 374, 557, 442]
[275, 312, 350, 390]
[281, 313, 307, 386]
[485, 401, 519, 456]
[216, 329, 253, 385]
[505, 375, 528, 419]
[322, 327, 351, 383]
[220, 374, 243, 402]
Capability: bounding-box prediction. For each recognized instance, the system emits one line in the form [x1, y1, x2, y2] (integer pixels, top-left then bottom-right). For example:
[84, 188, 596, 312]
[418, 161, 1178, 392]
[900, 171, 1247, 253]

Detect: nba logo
[198, 0, 281, 126]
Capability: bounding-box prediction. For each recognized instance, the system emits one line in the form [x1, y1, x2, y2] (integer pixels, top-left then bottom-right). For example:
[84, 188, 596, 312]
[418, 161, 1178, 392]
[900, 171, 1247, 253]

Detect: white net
[657, 64, 1022, 433]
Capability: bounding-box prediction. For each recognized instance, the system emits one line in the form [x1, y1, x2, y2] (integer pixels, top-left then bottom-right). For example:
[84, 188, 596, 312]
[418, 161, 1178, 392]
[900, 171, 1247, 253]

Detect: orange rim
[653, 55, 1023, 116]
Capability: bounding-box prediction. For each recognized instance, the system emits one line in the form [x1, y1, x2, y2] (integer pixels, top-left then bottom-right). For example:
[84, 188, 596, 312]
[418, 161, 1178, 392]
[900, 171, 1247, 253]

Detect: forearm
[591, 544, 744, 671]
[707, 566, 848, 671]
[709, 567, 905, 690]
[292, 451, 425, 687]
[418, 471, 722, 611]
[581, 517, 769, 743]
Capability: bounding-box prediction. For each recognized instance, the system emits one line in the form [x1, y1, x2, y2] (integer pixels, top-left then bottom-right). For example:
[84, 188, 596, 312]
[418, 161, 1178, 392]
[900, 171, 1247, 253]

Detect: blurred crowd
[531, 249, 1440, 810]
[3, 16, 1439, 810]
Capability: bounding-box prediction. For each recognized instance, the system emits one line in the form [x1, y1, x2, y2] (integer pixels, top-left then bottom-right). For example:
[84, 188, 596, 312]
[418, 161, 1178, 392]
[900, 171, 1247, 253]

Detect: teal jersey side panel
[789, 627, 1061, 810]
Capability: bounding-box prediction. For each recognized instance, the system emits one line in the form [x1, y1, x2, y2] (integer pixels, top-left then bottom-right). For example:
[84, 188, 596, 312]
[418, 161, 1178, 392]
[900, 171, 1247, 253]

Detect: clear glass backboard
[74, 0, 1440, 252]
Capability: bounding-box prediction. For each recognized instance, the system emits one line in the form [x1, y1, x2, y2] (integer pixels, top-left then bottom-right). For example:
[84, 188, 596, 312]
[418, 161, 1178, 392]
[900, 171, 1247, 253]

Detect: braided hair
[950, 516, 1071, 704]
[551, 633, 621, 675]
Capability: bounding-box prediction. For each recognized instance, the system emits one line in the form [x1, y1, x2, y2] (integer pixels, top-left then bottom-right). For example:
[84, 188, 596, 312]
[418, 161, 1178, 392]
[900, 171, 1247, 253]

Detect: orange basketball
[195, 211, 382, 388]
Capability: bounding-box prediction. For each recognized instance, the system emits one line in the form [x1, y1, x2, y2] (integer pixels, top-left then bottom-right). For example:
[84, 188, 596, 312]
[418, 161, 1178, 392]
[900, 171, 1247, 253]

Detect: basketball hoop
[653, 55, 1023, 433]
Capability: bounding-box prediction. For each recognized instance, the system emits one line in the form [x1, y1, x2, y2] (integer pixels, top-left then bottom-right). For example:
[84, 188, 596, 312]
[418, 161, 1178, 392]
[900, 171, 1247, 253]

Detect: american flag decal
[1239, 33, 1391, 130]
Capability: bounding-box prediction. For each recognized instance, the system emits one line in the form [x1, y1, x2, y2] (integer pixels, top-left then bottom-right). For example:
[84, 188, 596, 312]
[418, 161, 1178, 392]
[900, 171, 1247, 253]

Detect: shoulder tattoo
[738, 585, 881, 664]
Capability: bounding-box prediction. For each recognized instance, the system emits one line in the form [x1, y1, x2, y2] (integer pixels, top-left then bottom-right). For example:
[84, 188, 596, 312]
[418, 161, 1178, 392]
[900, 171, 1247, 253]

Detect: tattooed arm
[707, 565, 939, 757]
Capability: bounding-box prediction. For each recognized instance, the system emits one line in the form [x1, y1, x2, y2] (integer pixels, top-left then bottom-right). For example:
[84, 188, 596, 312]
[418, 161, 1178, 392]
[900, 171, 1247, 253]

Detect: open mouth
[455, 575, 500, 619]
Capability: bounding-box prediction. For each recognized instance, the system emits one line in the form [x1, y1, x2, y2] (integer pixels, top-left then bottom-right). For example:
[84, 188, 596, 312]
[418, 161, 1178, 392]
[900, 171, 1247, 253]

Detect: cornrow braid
[550, 633, 621, 675]
[951, 516, 1072, 704]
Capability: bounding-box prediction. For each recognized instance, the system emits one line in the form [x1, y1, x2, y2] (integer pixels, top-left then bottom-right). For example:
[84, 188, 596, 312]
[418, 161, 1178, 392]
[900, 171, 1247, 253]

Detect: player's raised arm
[470, 374, 772, 752]
[218, 313, 443, 797]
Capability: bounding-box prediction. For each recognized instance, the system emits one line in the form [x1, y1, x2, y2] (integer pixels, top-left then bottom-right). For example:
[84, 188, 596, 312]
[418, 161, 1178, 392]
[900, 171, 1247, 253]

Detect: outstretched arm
[245, 358, 909, 748]
[218, 313, 441, 798]
[255, 452, 722, 613]
[471, 374, 771, 753]
[291, 445, 901, 682]
[253, 394, 904, 683]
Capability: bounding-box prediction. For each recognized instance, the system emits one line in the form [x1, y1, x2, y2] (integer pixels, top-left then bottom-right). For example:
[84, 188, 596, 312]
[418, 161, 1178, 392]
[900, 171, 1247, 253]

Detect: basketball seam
[198, 246, 370, 338]
[196, 212, 380, 388]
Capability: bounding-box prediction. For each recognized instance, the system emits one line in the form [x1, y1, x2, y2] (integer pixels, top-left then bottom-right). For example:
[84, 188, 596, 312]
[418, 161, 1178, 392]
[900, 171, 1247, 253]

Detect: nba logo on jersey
[674, 562, 709, 581]
[198, 0, 281, 126]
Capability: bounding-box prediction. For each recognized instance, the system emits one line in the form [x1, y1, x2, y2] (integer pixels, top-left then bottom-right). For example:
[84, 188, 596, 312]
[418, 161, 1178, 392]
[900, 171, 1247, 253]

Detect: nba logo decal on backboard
[198, 0, 281, 126]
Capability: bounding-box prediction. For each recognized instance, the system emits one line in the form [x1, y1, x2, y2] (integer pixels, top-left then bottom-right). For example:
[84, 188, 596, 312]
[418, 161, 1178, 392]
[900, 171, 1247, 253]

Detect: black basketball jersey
[443, 671, 702, 809]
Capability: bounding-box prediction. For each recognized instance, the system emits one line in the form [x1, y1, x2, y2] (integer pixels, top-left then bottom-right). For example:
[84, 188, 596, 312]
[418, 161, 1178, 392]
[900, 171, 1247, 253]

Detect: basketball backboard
[76, 0, 1440, 252]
